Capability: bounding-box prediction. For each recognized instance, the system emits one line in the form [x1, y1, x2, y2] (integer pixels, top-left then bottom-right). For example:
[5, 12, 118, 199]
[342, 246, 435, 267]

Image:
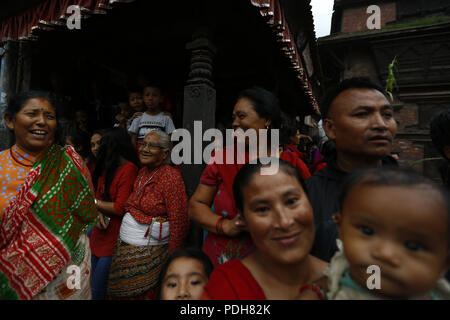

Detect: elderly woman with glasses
[106, 131, 189, 300]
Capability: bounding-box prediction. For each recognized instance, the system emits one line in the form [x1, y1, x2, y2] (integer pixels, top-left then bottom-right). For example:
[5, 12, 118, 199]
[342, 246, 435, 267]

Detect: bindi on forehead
[145, 132, 159, 140]
[22, 98, 54, 110]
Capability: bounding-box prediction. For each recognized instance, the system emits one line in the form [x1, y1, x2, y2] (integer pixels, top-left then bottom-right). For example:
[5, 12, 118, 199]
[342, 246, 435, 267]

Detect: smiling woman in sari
[202, 160, 326, 299]
[0, 91, 98, 300]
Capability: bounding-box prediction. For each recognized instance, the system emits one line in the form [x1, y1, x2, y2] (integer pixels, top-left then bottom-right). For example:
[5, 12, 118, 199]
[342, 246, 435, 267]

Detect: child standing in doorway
[125, 87, 145, 130]
[128, 84, 175, 149]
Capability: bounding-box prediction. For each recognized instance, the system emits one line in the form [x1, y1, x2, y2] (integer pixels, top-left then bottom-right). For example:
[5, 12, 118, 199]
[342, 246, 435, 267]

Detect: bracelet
[299, 283, 326, 300]
[216, 217, 225, 235]
[219, 218, 225, 235]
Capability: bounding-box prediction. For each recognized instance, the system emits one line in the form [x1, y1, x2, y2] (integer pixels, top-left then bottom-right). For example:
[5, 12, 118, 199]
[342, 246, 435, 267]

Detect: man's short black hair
[280, 112, 298, 145]
[320, 77, 387, 119]
[430, 109, 450, 159]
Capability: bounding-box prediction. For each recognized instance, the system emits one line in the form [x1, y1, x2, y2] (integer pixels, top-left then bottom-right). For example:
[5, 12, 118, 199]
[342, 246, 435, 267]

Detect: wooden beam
[0, 41, 19, 150]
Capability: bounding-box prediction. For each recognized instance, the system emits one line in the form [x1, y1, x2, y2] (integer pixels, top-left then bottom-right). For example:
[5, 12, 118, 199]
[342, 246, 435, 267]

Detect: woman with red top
[90, 128, 140, 300]
[106, 130, 189, 300]
[190, 86, 311, 267]
[280, 115, 311, 179]
[202, 159, 327, 299]
[87, 129, 106, 176]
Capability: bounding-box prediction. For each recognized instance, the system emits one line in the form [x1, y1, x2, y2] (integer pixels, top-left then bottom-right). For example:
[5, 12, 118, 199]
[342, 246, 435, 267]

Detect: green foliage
[385, 16, 450, 30]
[385, 56, 398, 101]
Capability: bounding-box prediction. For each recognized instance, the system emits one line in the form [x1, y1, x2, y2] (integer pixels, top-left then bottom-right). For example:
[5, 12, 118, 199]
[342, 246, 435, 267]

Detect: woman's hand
[132, 112, 143, 119]
[222, 214, 247, 237]
[300, 134, 312, 142]
[95, 213, 109, 230]
[115, 113, 125, 122]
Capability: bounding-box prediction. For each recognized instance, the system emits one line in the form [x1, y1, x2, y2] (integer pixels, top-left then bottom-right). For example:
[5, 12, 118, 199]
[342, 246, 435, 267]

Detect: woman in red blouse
[106, 130, 189, 300]
[90, 128, 140, 300]
[189, 87, 311, 267]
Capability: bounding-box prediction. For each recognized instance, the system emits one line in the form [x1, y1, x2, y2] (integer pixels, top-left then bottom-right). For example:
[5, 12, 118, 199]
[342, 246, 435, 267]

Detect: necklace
[137, 166, 161, 190]
[137, 166, 162, 209]
[9, 147, 33, 167]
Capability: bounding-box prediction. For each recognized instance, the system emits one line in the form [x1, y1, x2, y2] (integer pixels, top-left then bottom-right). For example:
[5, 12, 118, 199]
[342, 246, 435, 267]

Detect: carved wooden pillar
[182, 34, 216, 247]
[0, 41, 20, 151]
[182, 35, 217, 196]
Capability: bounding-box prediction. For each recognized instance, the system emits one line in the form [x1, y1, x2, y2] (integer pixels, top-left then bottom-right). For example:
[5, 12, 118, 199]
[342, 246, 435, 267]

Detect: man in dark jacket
[307, 77, 398, 262]
[430, 110, 450, 189]
[429, 109, 450, 282]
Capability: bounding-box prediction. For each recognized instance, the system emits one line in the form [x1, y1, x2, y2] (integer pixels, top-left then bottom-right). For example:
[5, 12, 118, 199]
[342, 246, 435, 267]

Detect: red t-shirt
[199, 162, 253, 267]
[202, 259, 266, 300]
[89, 161, 139, 257]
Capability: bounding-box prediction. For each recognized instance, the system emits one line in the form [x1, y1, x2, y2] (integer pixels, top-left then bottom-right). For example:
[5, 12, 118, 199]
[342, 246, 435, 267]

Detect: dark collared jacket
[306, 153, 398, 262]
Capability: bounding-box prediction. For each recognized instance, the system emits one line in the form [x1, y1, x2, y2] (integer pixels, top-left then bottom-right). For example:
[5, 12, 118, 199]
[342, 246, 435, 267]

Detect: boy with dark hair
[128, 84, 175, 148]
[125, 86, 145, 130]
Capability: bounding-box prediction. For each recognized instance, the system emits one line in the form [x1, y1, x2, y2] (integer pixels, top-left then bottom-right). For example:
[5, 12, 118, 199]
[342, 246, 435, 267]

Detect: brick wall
[341, 2, 397, 33]
[392, 102, 425, 173]
[393, 139, 424, 172]
[343, 49, 379, 80]
[394, 103, 418, 132]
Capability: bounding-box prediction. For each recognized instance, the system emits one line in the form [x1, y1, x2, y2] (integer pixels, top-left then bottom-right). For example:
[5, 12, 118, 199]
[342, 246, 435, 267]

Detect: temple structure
[0, 0, 322, 245]
[319, 0, 450, 179]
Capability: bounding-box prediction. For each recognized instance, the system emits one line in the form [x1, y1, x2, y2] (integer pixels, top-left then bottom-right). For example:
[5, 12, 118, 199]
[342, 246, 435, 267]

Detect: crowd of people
[0, 77, 449, 300]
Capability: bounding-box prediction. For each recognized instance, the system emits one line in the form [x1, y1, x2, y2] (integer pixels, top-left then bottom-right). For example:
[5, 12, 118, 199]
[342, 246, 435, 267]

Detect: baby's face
[337, 184, 449, 299]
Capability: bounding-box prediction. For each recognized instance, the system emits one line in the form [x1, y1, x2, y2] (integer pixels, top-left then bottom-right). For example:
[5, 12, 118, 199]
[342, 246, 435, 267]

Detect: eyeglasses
[139, 141, 164, 150]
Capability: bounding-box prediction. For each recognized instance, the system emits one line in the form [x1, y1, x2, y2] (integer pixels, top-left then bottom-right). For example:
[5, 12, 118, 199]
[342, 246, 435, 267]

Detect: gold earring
[266, 125, 270, 130]
[332, 214, 339, 223]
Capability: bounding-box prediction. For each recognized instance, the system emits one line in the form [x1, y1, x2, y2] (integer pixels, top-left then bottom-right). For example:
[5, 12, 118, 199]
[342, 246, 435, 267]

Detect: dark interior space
[28, 0, 312, 130]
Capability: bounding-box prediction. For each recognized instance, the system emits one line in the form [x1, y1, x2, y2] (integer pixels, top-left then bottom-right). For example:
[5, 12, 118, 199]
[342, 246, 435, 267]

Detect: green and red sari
[0, 144, 98, 300]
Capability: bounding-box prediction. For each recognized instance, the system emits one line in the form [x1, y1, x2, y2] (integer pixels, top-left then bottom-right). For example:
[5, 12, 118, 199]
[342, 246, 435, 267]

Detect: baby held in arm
[298, 167, 450, 300]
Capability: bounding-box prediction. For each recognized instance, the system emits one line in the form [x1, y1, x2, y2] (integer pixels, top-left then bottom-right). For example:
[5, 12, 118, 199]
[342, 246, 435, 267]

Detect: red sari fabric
[284, 144, 306, 160]
[89, 161, 139, 257]
[202, 259, 266, 300]
[314, 162, 327, 173]
[0, 145, 97, 300]
[280, 150, 311, 180]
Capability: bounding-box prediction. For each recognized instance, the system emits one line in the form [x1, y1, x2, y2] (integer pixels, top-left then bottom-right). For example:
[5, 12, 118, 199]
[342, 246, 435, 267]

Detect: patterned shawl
[0, 144, 98, 300]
